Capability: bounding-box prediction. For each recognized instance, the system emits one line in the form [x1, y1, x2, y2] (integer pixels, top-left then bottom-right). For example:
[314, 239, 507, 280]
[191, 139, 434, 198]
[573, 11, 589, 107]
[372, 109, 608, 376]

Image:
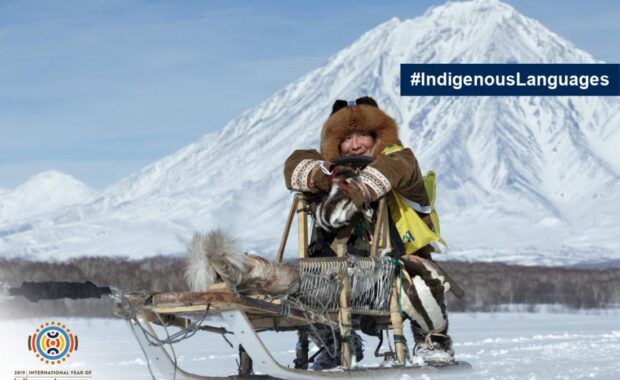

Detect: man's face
[339, 131, 376, 157]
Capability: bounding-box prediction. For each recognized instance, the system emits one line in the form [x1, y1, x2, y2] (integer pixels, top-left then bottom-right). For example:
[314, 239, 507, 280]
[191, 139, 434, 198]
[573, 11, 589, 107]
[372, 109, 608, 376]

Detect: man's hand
[315, 176, 358, 231]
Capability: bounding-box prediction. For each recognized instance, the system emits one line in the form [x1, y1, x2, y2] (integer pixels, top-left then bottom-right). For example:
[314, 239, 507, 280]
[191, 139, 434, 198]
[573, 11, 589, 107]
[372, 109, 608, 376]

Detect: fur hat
[320, 96, 401, 161]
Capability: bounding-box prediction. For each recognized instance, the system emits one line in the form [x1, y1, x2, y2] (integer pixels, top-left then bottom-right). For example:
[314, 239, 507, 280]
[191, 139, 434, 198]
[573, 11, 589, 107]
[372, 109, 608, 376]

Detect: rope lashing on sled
[115, 293, 234, 377]
[277, 290, 340, 358]
[122, 302, 221, 346]
[278, 295, 291, 317]
[287, 296, 340, 358]
[393, 333, 412, 363]
[116, 292, 236, 380]
[127, 320, 159, 380]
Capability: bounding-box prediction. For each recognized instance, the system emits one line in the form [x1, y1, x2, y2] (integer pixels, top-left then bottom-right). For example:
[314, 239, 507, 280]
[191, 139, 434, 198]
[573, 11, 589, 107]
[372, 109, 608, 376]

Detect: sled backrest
[276, 195, 391, 262]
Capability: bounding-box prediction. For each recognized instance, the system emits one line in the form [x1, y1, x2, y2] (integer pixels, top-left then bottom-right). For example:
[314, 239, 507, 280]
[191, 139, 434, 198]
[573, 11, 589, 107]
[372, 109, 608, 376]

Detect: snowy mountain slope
[1, 0, 619, 263]
[0, 170, 96, 224]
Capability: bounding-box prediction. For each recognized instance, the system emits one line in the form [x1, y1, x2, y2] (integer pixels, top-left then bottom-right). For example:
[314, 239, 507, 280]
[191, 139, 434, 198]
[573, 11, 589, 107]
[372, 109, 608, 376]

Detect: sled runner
[127, 302, 470, 379]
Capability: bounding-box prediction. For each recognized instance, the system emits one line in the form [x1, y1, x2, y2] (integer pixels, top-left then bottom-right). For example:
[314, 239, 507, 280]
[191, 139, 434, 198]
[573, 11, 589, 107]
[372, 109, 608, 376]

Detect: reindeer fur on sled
[185, 229, 448, 337]
[185, 229, 299, 296]
[398, 255, 450, 336]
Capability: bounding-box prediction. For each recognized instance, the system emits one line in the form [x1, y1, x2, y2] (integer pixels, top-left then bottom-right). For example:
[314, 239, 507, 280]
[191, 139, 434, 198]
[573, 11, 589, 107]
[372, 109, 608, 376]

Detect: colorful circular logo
[28, 321, 78, 364]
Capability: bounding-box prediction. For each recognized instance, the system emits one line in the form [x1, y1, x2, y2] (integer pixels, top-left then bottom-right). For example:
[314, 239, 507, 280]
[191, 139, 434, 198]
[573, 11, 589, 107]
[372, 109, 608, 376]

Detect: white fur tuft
[184, 229, 246, 291]
[185, 232, 215, 291]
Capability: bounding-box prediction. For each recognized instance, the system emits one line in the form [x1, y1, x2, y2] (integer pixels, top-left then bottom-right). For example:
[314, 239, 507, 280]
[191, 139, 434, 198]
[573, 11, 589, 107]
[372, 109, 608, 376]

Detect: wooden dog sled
[112, 195, 470, 379]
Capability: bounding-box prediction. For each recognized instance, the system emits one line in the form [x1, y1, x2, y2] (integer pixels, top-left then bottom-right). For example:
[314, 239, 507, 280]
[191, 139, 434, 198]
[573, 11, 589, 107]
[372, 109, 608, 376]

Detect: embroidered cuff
[358, 166, 391, 201]
[311, 167, 330, 192]
[290, 159, 320, 192]
[346, 176, 372, 207]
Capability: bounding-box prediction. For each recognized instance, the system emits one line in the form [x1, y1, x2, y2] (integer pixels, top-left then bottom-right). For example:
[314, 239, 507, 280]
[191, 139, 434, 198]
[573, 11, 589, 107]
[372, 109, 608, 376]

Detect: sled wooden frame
[275, 194, 405, 367]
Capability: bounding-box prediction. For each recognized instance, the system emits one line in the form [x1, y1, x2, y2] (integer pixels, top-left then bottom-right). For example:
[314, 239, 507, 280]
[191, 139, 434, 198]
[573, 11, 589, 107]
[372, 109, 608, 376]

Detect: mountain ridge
[0, 170, 96, 224]
[1, 0, 618, 264]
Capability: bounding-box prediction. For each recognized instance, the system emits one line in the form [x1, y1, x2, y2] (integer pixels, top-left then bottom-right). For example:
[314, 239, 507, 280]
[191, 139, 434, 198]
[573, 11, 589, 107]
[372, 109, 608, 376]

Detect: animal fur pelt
[315, 175, 359, 231]
[397, 255, 450, 336]
[185, 229, 299, 296]
[185, 231, 219, 292]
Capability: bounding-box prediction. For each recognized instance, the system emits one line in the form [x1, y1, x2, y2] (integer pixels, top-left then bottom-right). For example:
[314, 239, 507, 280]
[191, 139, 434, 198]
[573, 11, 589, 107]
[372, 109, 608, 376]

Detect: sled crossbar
[144, 290, 393, 331]
[146, 291, 318, 330]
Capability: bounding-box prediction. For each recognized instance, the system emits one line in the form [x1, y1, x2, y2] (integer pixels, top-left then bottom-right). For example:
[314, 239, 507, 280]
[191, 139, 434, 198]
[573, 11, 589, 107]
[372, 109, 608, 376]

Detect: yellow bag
[423, 170, 442, 237]
[381, 145, 447, 254]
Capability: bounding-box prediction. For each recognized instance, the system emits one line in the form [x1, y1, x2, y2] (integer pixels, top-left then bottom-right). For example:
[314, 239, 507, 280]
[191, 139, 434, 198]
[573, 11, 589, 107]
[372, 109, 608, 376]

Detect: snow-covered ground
[1, 311, 618, 379]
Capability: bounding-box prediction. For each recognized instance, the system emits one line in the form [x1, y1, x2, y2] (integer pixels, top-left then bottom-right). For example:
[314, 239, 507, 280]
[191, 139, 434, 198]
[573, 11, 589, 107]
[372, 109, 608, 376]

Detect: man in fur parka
[284, 97, 454, 369]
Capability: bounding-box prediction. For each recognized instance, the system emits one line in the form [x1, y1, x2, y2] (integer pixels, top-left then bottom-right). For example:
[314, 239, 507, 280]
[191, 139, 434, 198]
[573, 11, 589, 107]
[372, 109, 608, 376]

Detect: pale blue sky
[1, 0, 618, 189]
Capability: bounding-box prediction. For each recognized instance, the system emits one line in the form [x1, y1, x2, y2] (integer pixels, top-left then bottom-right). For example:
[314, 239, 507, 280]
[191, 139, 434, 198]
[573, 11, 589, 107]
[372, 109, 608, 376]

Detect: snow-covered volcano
[1, 0, 619, 264]
[0, 171, 95, 224]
